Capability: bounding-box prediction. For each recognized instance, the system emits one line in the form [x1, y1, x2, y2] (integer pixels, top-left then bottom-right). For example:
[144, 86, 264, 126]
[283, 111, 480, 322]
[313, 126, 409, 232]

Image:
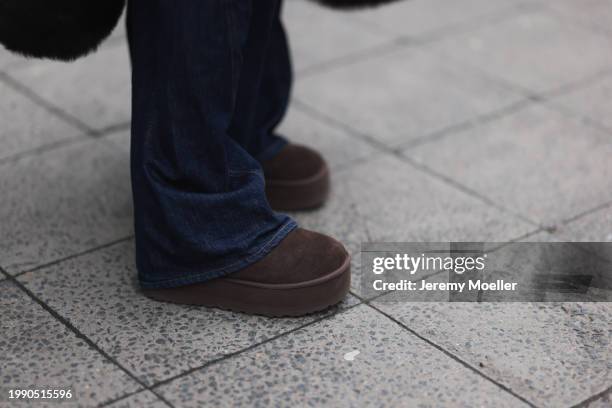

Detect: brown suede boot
[142, 228, 351, 317]
[262, 144, 330, 211]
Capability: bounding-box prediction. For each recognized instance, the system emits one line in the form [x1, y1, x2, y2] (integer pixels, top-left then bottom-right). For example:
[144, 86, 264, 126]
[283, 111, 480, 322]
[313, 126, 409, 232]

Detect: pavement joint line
[10, 235, 135, 277]
[396, 152, 541, 227]
[7, 230, 367, 407]
[148, 300, 364, 391]
[434, 44, 612, 141]
[297, 0, 537, 80]
[297, 65, 588, 238]
[0, 265, 177, 408]
[561, 200, 612, 226]
[0, 120, 132, 167]
[0, 71, 95, 135]
[95, 121, 132, 136]
[10, 235, 134, 279]
[363, 301, 540, 408]
[571, 384, 612, 408]
[292, 98, 395, 155]
[332, 149, 390, 174]
[96, 389, 143, 408]
[96, 388, 172, 408]
[396, 98, 536, 152]
[536, 95, 612, 141]
[0, 134, 89, 167]
[537, 67, 612, 100]
[292, 97, 541, 227]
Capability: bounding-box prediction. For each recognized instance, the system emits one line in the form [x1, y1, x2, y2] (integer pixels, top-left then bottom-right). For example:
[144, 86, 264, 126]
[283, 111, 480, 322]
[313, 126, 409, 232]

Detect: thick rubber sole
[142, 254, 351, 317]
[265, 164, 330, 211]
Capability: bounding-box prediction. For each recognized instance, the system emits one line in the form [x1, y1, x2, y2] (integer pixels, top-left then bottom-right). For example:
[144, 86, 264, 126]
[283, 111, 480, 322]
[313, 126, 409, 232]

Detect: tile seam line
[438, 50, 612, 140]
[0, 121, 132, 167]
[364, 301, 540, 408]
[6, 250, 534, 408]
[96, 389, 149, 408]
[396, 152, 540, 227]
[570, 384, 612, 408]
[395, 98, 535, 151]
[148, 300, 364, 391]
[8, 235, 135, 279]
[296, 0, 537, 80]
[0, 71, 95, 135]
[561, 200, 612, 226]
[292, 98, 540, 227]
[0, 266, 176, 408]
[0, 134, 91, 167]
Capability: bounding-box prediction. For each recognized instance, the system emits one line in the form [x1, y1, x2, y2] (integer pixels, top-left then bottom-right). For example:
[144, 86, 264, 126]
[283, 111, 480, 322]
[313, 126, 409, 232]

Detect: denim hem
[138, 219, 298, 289]
[255, 135, 287, 163]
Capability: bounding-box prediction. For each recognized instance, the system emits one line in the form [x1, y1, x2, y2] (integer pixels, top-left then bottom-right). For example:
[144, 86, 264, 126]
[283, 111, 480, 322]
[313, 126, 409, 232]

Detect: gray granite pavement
[1, 0, 610, 407]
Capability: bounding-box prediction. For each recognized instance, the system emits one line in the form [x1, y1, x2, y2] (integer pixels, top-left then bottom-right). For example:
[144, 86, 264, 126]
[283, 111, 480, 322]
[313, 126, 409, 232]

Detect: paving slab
[0, 81, 83, 162]
[0, 280, 141, 407]
[155, 304, 528, 407]
[0, 133, 133, 275]
[550, 72, 612, 132]
[19, 240, 360, 386]
[278, 106, 378, 169]
[405, 104, 612, 226]
[294, 47, 523, 148]
[290, 154, 534, 297]
[283, 0, 392, 72]
[106, 391, 167, 408]
[6, 44, 131, 132]
[431, 9, 612, 94]
[372, 300, 612, 408]
[352, 0, 534, 38]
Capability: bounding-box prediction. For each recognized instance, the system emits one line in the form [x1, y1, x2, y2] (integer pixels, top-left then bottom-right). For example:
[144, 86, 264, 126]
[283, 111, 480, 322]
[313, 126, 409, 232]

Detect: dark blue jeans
[127, 0, 297, 289]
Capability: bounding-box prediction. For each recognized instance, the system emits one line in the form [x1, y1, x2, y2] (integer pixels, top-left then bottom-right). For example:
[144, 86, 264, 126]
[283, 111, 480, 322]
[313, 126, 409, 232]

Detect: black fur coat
[0, 0, 399, 61]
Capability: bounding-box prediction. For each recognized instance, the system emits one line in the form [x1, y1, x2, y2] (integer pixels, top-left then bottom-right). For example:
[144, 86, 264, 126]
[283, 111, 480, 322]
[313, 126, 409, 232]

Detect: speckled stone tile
[0, 133, 133, 275]
[351, 0, 533, 38]
[277, 106, 378, 170]
[431, 10, 612, 93]
[19, 240, 360, 386]
[294, 47, 523, 148]
[373, 301, 612, 407]
[6, 43, 131, 131]
[283, 0, 392, 72]
[155, 305, 528, 407]
[550, 73, 612, 132]
[405, 104, 612, 226]
[106, 391, 167, 408]
[289, 154, 534, 298]
[0, 81, 83, 162]
[0, 280, 141, 407]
